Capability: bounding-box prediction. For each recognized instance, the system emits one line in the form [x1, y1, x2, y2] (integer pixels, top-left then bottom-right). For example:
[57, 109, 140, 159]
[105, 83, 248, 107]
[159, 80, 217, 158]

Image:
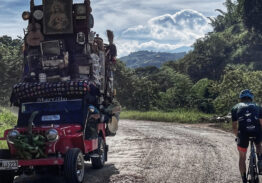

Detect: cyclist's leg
[237, 131, 249, 182]
[239, 150, 248, 182]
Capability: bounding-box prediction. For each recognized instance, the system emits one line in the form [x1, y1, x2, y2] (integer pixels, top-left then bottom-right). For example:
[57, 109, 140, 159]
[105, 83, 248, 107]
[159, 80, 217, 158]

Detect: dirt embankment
[15, 120, 241, 183]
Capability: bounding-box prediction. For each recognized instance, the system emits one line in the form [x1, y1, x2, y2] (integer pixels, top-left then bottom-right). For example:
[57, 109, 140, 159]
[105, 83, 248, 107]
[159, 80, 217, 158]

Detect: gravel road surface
[15, 120, 242, 183]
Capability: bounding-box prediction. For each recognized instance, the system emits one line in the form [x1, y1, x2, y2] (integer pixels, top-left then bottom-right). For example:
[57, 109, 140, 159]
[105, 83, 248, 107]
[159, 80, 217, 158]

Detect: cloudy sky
[0, 0, 226, 56]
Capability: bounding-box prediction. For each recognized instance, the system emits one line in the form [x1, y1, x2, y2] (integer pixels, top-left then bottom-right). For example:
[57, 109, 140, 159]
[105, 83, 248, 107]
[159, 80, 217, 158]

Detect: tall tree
[0, 36, 23, 105]
[238, 0, 262, 32]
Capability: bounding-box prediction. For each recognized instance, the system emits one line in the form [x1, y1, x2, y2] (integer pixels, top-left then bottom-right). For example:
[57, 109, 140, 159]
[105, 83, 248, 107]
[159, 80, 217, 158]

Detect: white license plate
[0, 160, 18, 170]
[42, 115, 60, 121]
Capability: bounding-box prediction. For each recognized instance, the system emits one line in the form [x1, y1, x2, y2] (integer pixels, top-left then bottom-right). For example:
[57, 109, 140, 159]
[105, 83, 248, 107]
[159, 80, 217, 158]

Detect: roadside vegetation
[120, 110, 213, 123]
[0, 108, 17, 148]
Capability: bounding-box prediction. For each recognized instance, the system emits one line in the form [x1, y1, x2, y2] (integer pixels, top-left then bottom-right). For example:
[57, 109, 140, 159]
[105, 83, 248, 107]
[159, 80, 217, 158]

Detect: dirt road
[15, 120, 241, 183]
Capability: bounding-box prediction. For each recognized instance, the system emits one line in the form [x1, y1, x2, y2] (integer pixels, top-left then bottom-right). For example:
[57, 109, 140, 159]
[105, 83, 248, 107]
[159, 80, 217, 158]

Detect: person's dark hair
[240, 96, 252, 103]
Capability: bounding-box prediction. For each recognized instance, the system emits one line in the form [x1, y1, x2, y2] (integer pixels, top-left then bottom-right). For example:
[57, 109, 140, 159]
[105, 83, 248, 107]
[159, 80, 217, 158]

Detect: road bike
[247, 137, 260, 183]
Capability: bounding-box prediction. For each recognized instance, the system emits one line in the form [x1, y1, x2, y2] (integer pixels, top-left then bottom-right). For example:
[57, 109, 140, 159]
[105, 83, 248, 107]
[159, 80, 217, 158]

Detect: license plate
[0, 160, 18, 170]
[42, 115, 60, 121]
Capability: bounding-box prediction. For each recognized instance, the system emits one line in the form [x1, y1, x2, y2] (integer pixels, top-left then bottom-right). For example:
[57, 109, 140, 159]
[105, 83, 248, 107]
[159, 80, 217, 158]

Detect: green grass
[120, 109, 213, 123]
[120, 110, 234, 133]
[0, 108, 17, 149]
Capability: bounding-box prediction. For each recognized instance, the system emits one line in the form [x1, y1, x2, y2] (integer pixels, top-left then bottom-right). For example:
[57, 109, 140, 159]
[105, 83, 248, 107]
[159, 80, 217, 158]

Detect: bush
[213, 69, 262, 114]
[158, 72, 193, 109]
[0, 108, 17, 149]
[191, 78, 215, 113]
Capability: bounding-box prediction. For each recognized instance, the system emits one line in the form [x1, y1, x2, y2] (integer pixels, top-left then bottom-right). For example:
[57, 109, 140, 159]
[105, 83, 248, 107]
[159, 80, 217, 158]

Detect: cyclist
[232, 89, 262, 183]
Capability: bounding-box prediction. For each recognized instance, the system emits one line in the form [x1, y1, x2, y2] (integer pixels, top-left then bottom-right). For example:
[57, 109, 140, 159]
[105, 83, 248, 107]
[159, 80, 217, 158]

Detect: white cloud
[117, 9, 212, 57]
[0, 0, 225, 57]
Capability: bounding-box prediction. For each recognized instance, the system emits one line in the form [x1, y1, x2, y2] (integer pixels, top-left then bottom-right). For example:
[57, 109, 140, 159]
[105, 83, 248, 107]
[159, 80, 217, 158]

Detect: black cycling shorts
[237, 130, 262, 151]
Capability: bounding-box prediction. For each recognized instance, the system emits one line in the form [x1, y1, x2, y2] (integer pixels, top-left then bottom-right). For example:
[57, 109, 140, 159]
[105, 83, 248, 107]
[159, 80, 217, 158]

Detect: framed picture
[75, 4, 86, 16]
[43, 0, 73, 35]
[74, 4, 87, 20]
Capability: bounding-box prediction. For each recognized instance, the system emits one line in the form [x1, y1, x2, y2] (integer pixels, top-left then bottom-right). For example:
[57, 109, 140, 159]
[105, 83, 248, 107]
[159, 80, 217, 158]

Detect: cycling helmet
[239, 89, 254, 100]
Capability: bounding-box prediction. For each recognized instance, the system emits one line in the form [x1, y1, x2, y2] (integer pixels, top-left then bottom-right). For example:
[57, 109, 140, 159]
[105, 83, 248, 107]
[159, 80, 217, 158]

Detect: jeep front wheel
[91, 137, 106, 169]
[64, 148, 85, 183]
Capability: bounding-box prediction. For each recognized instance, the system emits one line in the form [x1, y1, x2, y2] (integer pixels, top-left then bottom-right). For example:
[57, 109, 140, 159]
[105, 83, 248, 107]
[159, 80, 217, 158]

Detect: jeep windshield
[17, 99, 85, 127]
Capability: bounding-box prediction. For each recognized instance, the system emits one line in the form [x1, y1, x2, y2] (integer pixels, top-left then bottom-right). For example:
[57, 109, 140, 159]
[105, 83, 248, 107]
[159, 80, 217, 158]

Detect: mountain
[120, 51, 186, 68]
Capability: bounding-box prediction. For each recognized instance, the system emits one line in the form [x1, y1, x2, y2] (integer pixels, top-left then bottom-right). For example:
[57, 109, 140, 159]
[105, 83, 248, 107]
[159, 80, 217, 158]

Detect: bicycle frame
[247, 138, 260, 183]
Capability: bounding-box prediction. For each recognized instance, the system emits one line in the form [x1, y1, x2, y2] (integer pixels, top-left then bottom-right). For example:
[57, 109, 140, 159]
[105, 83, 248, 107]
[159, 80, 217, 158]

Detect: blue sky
[0, 0, 226, 56]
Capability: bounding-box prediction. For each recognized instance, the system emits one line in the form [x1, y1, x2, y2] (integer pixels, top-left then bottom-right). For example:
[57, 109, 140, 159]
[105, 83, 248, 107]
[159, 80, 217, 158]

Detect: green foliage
[192, 78, 212, 98]
[120, 109, 213, 123]
[191, 78, 215, 113]
[0, 108, 17, 126]
[13, 134, 46, 159]
[114, 60, 136, 108]
[115, 61, 195, 111]
[130, 77, 159, 111]
[238, 0, 262, 32]
[209, 0, 241, 32]
[135, 66, 159, 77]
[0, 108, 17, 149]
[158, 72, 193, 109]
[213, 68, 262, 114]
[114, 60, 159, 111]
[174, 33, 230, 81]
[0, 36, 23, 106]
[149, 66, 179, 92]
[0, 130, 9, 149]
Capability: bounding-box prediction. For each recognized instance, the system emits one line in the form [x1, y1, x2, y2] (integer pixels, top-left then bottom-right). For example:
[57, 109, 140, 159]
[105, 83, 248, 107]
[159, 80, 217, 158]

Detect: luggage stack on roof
[11, 0, 118, 106]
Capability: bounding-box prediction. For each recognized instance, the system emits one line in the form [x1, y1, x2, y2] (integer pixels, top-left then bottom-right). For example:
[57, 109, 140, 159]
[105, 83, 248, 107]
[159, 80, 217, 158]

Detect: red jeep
[0, 0, 120, 181]
[0, 98, 108, 183]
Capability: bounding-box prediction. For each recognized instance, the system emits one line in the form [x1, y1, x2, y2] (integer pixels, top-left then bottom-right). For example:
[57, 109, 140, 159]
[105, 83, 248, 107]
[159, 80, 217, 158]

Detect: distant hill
[120, 51, 186, 68]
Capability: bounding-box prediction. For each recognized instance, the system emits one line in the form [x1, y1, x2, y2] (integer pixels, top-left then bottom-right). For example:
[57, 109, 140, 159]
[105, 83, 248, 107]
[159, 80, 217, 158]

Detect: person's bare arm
[232, 121, 238, 136]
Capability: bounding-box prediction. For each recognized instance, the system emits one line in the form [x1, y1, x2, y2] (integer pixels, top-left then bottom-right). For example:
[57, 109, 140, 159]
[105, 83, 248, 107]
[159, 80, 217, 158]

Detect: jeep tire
[91, 137, 106, 169]
[64, 148, 85, 183]
[0, 150, 15, 183]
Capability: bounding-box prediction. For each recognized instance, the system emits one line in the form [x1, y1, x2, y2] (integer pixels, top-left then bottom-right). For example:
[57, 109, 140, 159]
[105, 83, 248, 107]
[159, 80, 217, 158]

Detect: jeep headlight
[46, 129, 59, 142]
[7, 130, 20, 144]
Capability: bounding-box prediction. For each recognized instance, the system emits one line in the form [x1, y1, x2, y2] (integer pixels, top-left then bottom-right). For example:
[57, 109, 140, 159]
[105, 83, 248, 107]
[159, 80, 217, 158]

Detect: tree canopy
[0, 36, 23, 105]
